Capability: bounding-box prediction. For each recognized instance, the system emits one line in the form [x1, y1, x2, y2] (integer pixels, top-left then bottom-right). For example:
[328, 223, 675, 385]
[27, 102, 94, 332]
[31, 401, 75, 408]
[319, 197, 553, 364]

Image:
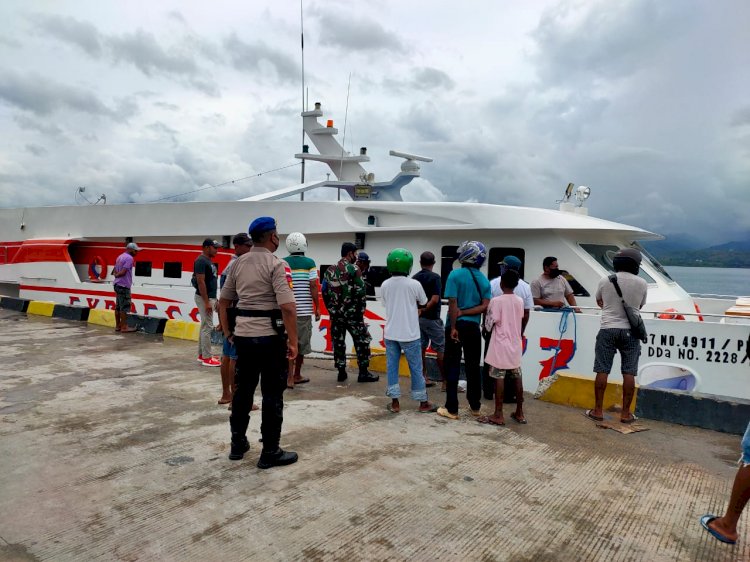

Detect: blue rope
[548, 308, 577, 376]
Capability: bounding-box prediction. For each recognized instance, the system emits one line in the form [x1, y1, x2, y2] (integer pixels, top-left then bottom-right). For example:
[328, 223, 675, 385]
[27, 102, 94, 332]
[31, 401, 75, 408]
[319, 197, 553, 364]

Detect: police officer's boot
[228, 433, 250, 461]
[257, 448, 299, 469]
[337, 367, 348, 382]
[357, 366, 379, 383]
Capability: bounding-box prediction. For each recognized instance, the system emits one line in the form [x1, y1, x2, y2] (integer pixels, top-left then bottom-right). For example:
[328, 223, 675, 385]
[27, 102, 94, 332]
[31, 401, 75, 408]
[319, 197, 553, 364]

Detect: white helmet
[285, 232, 307, 253]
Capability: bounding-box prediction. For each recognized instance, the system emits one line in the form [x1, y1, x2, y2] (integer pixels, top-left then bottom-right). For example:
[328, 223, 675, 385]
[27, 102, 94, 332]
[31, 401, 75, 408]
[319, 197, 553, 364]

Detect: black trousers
[444, 320, 482, 414]
[230, 335, 288, 453]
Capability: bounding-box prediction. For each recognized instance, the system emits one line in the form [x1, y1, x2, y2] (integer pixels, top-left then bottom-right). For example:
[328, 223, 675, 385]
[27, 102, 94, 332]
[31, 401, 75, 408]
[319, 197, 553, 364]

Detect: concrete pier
[0, 309, 747, 561]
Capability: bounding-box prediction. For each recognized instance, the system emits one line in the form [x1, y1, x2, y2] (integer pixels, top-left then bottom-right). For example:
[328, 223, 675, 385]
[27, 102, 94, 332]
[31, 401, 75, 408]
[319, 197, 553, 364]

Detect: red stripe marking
[20, 284, 184, 303]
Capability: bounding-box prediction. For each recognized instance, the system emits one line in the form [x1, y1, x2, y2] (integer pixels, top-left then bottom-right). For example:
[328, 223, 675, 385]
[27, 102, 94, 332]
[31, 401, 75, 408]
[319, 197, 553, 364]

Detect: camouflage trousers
[330, 312, 372, 369]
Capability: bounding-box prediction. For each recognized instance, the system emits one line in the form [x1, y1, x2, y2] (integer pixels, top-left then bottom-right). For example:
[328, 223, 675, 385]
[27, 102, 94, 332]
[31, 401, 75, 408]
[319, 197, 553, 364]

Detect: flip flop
[293, 377, 310, 385]
[418, 404, 438, 413]
[510, 412, 528, 424]
[387, 403, 400, 414]
[477, 415, 505, 426]
[620, 415, 639, 424]
[584, 409, 604, 422]
[218, 399, 232, 405]
[700, 514, 736, 544]
[425, 380, 436, 388]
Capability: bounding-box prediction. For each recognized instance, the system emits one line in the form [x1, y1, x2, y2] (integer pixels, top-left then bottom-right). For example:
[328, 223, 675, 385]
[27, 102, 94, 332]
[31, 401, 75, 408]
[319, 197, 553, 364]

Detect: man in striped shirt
[283, 232, 320, 388]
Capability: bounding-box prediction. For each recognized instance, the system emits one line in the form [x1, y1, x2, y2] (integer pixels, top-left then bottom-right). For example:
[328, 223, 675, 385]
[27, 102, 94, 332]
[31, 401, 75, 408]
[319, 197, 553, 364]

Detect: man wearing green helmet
[380, 248, 438, 413]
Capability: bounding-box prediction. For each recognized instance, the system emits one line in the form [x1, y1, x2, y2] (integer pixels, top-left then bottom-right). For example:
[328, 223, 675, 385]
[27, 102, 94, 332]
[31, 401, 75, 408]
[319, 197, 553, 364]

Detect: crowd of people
[190, 216, 654, 467]
[108, 221, 750, 544]
[100, 220, 750, 544]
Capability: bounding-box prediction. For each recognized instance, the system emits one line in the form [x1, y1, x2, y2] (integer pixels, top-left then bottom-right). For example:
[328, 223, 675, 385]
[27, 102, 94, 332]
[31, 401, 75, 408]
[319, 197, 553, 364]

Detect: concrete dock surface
[0, 309, 748, 562]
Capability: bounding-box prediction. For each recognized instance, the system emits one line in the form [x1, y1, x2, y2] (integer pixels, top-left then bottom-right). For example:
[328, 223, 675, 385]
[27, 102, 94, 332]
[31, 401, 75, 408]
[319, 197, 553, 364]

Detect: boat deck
[0, 310, 747, 561]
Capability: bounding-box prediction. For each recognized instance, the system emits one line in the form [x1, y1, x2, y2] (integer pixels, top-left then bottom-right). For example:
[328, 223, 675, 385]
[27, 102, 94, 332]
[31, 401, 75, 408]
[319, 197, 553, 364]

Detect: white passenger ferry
[1, 102, 748, 399]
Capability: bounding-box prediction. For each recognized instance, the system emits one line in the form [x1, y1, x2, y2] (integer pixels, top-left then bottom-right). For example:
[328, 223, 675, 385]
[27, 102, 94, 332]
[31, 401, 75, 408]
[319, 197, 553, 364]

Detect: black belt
[235, 309, 285, 335]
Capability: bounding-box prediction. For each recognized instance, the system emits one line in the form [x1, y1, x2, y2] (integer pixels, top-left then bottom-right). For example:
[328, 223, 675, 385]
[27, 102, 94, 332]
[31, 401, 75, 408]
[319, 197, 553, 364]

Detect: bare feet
[120, 327, 137, 333]
[218, 397, 232, 405]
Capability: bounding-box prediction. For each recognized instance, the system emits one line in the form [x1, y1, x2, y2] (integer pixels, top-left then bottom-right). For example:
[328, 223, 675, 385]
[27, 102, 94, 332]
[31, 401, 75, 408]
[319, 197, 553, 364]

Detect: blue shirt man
[437, 241, 492, 420]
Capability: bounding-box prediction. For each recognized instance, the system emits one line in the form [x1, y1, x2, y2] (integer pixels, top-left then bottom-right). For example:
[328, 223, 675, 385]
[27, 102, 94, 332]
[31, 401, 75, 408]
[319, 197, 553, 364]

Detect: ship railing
[20, 276, 57, 282]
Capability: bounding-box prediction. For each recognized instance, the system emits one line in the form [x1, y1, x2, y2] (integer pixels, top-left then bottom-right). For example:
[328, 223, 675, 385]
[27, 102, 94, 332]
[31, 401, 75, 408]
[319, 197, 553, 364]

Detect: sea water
[665, 266, 750, 297]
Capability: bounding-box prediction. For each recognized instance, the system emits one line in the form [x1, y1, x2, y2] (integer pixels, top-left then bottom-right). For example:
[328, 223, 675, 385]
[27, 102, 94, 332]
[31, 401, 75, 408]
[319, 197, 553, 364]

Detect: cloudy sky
[0, 0, 748, 244]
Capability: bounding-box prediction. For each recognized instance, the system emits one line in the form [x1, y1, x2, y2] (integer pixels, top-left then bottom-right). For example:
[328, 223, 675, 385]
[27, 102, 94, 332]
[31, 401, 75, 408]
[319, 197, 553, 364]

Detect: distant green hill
[645, 239, 750, 268]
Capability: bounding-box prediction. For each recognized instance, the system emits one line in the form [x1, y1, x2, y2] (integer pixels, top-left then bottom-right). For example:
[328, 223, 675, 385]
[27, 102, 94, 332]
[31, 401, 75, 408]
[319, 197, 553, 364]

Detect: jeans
[194, 294, 215, 358]
[444, 320, 482, 414]
[230, 335, 288, 453]
[385, 339, 427, 402]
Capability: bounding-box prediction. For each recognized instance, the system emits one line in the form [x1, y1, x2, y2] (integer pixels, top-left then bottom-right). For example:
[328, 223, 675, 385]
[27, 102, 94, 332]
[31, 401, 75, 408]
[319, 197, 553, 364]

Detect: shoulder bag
[608, 274, 648, 343]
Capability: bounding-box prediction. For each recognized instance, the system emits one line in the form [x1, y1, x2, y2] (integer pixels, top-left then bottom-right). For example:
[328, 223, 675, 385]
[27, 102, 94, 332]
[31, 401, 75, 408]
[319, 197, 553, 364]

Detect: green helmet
[386, 248, 413, 275]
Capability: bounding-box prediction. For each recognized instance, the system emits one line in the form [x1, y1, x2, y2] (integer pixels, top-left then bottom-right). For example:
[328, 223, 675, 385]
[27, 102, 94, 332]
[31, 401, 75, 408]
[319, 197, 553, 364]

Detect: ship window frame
[579, 243, 656, 284]
[134, 261, 152, 278]
[163, 261, 182, 279]
[440, 245, 459, 298]
[487, 248, 525, 281]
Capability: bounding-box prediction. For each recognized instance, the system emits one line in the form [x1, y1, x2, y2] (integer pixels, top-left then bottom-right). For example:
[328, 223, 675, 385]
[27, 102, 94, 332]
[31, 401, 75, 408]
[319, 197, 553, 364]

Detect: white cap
[126, 242, 141, 251]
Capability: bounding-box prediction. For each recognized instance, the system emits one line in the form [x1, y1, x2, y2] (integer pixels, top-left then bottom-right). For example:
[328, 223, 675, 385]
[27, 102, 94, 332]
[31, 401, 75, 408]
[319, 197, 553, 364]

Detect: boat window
[440, 246, 459, 297]
[580, 243, 656, 283]
[163, 262, 182, 279]
[632, 242, 674, 281]
[560, 270, 590, 297]
[487, 248, 525, 281]
[135, 261, 152, 277]
[366, 266, 391, 288]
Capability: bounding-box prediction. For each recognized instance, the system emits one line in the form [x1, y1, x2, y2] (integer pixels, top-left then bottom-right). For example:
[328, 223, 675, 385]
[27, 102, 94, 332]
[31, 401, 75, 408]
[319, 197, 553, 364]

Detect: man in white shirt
[380, 248, 438, 414]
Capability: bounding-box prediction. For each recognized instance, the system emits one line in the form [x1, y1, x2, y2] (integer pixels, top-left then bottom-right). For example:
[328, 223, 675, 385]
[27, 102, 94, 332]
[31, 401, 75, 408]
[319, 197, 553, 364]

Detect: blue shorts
[741, 422, 750, 467]
[222, 337, 238, 361]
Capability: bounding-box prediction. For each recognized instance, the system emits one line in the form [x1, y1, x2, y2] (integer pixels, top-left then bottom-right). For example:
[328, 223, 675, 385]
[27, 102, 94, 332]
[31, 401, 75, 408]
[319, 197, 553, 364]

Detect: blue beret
[248, 216, 277, 236]
[357, 251, 370, 261]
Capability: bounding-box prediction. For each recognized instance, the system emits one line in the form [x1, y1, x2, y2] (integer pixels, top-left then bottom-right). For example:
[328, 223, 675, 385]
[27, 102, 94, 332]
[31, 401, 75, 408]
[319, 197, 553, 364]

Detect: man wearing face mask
[322, 242, 379, 383]
[531, 256, 579, 311]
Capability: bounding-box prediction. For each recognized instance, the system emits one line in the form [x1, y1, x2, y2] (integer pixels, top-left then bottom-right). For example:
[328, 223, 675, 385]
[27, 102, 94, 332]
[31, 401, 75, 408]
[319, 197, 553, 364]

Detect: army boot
[228, 434, 250, 461]
[337, 367, 348, 382]
[357, 366, 379, 383]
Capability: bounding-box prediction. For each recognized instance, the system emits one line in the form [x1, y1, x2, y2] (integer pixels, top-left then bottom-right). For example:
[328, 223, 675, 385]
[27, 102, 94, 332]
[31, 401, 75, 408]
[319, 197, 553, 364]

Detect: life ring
[88, 256, 108, 281]
[658, 308, 685, 320]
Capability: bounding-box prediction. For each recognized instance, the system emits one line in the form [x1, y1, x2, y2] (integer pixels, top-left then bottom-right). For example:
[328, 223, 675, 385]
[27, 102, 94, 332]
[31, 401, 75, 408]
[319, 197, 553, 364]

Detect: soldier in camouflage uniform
[323, 242, 380, 383]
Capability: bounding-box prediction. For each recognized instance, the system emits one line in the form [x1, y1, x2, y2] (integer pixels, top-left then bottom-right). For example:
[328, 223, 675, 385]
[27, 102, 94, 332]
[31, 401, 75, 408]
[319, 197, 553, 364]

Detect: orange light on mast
[326, 119, 334, 128]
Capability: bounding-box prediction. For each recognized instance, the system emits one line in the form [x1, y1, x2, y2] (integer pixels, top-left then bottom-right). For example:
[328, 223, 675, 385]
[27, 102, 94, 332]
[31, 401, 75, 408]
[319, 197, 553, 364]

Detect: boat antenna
[339, 72, 352, 182]
[299, 0, 306, 200]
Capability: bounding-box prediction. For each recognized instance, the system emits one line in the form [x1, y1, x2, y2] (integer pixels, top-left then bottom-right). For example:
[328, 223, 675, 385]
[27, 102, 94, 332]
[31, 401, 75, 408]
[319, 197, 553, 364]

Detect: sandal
[510, 412, 527, 424]
[436, 407, 459, 420]
[418, 403, 438, 413]
[584, 409, 604, 422]
[620, 414, 639, 424]
[387, 403, 400, 414]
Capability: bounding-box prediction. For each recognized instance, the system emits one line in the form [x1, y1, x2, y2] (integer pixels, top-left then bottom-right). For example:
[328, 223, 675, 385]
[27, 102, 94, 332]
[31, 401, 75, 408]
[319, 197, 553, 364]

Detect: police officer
[219, 216, 299, 469]
[322, 242, 379, 383]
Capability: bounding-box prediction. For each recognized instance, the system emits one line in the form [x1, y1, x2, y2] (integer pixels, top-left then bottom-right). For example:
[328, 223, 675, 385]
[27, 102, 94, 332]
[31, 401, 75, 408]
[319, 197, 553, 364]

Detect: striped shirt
[283, 254, 318, 316]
